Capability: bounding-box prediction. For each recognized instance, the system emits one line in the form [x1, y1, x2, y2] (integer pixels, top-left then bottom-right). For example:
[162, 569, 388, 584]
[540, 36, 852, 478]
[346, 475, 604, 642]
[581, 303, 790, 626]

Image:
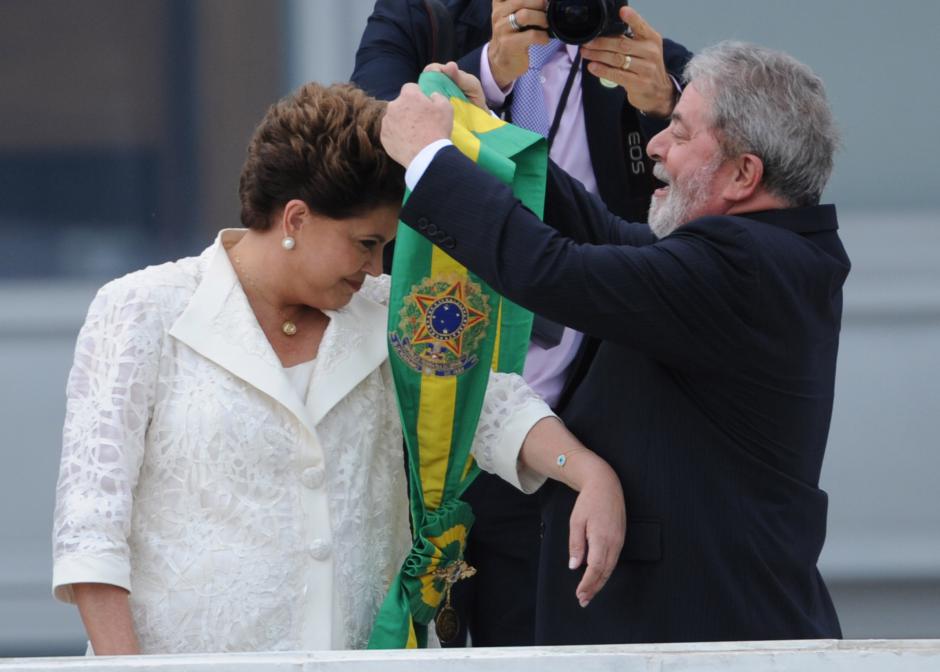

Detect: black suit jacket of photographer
[351, 0, 692, 647]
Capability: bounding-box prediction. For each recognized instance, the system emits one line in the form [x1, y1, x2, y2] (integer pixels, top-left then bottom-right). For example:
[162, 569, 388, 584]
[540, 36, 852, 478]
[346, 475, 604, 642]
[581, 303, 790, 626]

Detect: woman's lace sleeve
[52, 281, 166, 603]
[471, 371, 555, 494]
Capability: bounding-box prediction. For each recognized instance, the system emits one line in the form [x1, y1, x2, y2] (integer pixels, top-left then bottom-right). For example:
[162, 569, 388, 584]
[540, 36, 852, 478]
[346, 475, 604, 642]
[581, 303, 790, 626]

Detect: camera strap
[546, 51, 582, 151]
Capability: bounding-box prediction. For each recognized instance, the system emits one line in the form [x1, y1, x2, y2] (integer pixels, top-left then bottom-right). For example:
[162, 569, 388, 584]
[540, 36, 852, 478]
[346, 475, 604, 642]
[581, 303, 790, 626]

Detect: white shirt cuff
[638, 75, 684, 118]
[405, 138, 454, 191]
[670, 74, 683, 96]
[480, 42, 513, 108]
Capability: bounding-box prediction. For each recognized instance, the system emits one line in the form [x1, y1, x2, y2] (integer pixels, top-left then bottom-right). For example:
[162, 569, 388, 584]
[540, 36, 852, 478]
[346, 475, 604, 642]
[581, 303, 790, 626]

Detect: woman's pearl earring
[281, 236, 296, 251]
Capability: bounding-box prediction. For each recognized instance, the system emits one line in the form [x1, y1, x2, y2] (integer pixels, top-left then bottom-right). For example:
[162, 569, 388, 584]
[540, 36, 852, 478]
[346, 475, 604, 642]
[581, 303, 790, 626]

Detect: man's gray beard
[648, 161, 721, 239]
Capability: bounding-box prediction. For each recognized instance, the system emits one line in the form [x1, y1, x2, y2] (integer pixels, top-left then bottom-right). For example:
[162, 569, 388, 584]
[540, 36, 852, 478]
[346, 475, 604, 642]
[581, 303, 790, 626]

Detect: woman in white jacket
[52, 82, 624, 654]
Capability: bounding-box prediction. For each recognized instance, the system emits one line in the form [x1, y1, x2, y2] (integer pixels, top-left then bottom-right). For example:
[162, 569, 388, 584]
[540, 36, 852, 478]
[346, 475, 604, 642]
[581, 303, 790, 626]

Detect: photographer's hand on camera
[488, 0, 551, 89]
[581, 6, 676, 118]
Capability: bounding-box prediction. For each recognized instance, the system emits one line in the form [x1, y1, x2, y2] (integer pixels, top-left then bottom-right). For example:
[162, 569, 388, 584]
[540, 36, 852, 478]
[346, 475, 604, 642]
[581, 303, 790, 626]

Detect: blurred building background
[0, 0, 937, 657]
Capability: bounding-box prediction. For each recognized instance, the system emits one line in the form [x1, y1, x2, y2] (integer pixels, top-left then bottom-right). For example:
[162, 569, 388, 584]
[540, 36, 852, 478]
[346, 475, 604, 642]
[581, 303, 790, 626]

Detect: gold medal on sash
[435, 603, 460, 643]
[433, 560, 477, 644]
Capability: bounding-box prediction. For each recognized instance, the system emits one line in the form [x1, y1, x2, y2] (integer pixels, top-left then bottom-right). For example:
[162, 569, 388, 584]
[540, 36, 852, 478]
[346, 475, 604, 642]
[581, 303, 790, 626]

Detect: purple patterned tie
[510, 39, 563, 136]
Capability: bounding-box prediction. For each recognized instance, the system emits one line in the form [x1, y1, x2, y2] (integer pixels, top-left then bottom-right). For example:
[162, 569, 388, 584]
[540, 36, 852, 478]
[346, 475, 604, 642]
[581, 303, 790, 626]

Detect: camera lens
[547, 0, 608, 44]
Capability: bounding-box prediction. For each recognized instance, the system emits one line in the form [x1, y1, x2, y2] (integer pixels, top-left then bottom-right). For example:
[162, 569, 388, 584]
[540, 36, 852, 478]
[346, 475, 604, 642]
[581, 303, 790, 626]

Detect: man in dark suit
[352, 0, 691, 646]
[380, 41, 847, 644]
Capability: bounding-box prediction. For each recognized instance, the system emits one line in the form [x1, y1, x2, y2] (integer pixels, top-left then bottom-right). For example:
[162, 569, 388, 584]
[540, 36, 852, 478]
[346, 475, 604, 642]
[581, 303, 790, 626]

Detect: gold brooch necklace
[233, 254, 300, 337]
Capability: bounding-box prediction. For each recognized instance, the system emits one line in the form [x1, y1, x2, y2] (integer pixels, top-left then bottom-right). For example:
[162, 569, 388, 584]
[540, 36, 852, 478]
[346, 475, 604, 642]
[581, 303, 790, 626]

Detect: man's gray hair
[684, 41, 839, 207]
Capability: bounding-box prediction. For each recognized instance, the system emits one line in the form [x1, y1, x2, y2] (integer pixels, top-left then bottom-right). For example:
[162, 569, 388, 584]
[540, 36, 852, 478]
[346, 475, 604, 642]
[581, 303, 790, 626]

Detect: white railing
[3, 640, 940, 672]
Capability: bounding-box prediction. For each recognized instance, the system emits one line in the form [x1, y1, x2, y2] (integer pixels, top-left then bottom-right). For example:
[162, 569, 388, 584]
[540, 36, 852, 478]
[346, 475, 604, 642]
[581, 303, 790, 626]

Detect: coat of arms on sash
[390, 273, 491, 377]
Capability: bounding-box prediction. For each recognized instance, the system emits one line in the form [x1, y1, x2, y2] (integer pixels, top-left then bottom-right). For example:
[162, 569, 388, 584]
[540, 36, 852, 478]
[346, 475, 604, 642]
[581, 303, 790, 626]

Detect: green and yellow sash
[368, 71, 547, 649]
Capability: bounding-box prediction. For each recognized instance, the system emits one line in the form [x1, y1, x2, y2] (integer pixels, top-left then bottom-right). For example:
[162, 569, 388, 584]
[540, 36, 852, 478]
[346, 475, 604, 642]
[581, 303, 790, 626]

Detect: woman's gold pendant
[281, 320, 298, 336]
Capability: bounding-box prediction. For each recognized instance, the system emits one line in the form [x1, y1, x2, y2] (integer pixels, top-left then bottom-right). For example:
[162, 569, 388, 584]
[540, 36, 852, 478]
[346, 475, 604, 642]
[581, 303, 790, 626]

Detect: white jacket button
[301, 466, 325, 489]
[308, 539, 332, 561]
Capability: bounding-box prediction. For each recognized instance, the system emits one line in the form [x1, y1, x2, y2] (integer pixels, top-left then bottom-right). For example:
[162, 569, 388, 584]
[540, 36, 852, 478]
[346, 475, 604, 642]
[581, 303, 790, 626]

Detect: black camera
[546, 0, 628, 45]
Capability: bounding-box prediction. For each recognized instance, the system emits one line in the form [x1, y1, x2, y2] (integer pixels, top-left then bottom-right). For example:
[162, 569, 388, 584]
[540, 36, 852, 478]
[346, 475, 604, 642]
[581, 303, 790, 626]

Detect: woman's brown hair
[238, 82, 404, 229]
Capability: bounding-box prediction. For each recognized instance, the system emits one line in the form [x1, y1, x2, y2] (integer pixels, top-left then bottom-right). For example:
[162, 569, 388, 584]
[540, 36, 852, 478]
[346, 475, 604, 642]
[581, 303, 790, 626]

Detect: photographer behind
[352, 0, 690, 647]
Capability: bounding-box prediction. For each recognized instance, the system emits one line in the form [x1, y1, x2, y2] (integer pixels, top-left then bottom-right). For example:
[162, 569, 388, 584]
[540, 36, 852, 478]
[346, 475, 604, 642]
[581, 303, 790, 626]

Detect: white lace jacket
[52, 230, 550, 653]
